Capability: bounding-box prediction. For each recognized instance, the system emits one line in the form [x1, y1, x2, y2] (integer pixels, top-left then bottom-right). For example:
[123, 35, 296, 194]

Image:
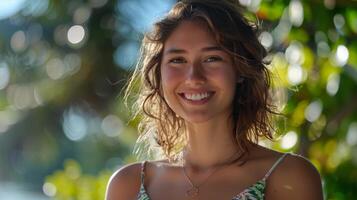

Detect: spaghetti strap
[262, 153, 289, 181]
[140, 161, 147, 184]
[137, 161, 150, 199]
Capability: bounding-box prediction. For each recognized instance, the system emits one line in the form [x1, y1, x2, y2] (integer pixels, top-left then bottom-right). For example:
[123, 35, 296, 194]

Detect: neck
[182, 116, 242, 170]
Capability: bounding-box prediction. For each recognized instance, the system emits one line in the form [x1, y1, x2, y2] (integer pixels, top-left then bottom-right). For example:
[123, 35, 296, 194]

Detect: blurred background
[0, 0, 356, 199]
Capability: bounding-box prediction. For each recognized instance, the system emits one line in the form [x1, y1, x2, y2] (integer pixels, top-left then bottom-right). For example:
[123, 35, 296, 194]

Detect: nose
[186, 62, 206, 85]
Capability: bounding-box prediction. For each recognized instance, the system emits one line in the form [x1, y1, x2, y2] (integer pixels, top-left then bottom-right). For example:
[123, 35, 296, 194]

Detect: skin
[106, 21, 324, 200]
[160, 20, 240, 169]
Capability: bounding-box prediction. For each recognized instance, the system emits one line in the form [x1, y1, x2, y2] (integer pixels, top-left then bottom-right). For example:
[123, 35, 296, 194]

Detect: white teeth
[184, 92, 210, 101]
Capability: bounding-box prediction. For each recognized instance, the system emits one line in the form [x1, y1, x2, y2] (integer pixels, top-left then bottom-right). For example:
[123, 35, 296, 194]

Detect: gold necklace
[181, 150, 241, 199]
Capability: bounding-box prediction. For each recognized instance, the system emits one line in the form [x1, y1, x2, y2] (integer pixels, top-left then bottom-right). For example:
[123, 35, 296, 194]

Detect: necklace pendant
[186, 186, 199, 198]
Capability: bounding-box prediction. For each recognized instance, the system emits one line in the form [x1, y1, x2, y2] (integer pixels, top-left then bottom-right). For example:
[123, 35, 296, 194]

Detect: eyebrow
[164, 46, 224, 55]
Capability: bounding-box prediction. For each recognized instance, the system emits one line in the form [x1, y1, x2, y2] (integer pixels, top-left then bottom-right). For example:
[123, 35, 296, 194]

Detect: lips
[178, 91, 215, 103]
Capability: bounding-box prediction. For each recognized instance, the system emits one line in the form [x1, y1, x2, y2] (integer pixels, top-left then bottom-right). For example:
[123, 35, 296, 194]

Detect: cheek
[161, 67, 183, 100]
[161, 67, 183, 88]
[210, 67, 237, 85]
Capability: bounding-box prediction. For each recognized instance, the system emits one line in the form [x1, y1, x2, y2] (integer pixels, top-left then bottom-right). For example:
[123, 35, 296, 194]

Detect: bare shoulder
[265, 153, 324, 200]
[105, 162, 142, 200]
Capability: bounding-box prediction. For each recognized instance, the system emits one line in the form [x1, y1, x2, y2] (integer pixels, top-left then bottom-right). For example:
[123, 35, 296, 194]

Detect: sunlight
[281, 131, 298, 149]
[0, 0, 26, 19]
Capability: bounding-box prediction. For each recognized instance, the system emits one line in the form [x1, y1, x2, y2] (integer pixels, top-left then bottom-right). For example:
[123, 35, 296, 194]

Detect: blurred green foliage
[44, 159, 111, 200]
[0, 0, 356, 199]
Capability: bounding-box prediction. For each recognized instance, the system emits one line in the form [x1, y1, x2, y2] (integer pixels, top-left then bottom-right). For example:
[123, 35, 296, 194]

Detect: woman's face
[160, 20, 238, 124]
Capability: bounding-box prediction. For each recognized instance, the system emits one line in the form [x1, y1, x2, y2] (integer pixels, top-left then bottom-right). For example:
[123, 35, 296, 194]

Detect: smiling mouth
[179, 92, 215, 101]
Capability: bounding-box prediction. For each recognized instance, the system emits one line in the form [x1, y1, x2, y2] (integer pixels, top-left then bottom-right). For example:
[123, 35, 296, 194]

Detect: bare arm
[105, 163, 142, 200]
[265, 154, 324, 200]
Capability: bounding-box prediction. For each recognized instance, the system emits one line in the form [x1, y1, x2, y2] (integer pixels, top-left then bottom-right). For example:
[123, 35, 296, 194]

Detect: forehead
[163, 20, 218, 51]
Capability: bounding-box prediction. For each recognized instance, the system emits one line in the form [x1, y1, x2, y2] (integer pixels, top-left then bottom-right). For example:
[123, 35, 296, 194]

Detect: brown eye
[205, 56, 223, 62]
[169, 57, 186, 64]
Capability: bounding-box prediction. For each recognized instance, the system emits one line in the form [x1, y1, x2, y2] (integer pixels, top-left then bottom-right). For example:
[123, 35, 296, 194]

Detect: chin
[180, 113, 215, 124]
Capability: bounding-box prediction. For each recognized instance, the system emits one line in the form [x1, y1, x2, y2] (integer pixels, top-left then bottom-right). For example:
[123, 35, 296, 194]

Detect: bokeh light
[289, 0, 304, 27]
[239, 0, 261, 12]
[239, 0, 252, 7]
[62, 108, 88, 141]
[285, 42, 304, 65]
[46, 58, 66, 80]
[7, 84, 41, 110]
[42, 182, 57, 197]
[10, 30, 27, 52]
[281, 131, 298, 149]
[333, 14, 345, 29]
[101, 114, 123, 137]
[287, 64, 304, 85]
[64, 53, 82, 76]
[67, 25, 86, 46]
[0, 109, 20, 133]
[333, 45, 349, 67]
[326, 73, 340, 96]
[317, 41, 330, 58]
[0, 0, 25, 19]
[305, 100, 323, 123]
[346, 122, 357, 146]
[0, 62, 10, 90]
[259, 31, 273, 50]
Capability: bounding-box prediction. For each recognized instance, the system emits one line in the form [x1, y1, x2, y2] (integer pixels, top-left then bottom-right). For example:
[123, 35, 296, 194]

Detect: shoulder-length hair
[126, 0, 277, 162]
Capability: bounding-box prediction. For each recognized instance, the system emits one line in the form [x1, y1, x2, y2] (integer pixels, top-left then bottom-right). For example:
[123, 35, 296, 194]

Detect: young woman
[106, 0, 323, 199]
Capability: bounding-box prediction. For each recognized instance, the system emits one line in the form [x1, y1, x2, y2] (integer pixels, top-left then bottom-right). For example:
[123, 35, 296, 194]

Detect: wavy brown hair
[126, 0, 277, 162]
